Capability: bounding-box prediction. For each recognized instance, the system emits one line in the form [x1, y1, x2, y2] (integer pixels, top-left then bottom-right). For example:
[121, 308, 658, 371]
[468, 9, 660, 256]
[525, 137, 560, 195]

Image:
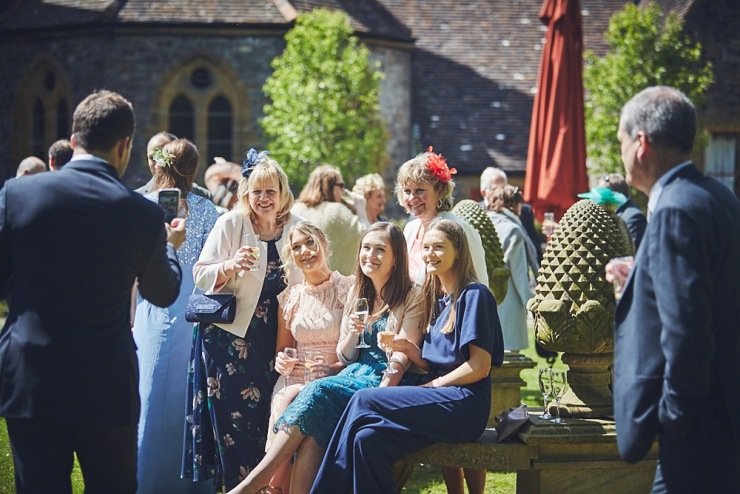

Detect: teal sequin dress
[274, 313, 389, 447]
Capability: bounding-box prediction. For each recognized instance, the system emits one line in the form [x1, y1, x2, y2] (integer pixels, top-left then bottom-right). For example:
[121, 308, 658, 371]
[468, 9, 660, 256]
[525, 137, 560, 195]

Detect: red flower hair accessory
[425, 146, 457, 183]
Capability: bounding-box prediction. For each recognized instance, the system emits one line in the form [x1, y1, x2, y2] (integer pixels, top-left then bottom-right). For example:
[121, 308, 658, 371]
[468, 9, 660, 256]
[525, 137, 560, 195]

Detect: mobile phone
[158, 188, 180, 223]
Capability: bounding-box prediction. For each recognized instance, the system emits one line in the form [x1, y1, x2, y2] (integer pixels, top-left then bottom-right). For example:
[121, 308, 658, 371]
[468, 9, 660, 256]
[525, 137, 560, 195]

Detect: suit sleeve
[137, 223, 182, 308]
[650, 207, 713, 432]
[0, 185, 9, 299]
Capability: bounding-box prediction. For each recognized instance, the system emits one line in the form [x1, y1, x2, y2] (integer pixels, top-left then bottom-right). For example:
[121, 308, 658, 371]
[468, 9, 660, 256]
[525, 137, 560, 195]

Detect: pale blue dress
[132, 192, 219, 494]
[274, 313, 389, 447]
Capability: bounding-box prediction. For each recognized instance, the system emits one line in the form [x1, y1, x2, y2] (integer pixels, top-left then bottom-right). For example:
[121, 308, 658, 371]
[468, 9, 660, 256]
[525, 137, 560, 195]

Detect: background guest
[137, 131, 211, 200]
[311, 219, 504, 494]
[598, 172, 647, 251]
[352, 172, 387, 223]
[183, 150, 304, 490]
[292, 164, 369, 275]
[266, 220, 354, 493]
[204, 157, 242, 214]
[227, 222, 424, 494]
[48, 139, 73, 171]
[132, 138, 218, 494]
[487, 185, 535, 352]
[0, 89, 184, 494]
[15, 156, 46, 176]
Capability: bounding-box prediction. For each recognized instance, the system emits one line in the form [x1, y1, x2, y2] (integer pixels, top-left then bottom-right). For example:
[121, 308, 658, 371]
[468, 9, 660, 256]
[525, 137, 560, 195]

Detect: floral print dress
[183, 239, 286, 490]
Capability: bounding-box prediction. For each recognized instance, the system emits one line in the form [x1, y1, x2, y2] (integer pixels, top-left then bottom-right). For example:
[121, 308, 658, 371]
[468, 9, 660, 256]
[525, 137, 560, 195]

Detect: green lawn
[0, 314, 556, 494]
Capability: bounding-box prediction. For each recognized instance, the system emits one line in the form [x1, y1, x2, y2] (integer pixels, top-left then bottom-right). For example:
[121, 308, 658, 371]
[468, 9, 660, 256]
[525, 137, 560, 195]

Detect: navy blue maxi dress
[310, 283, 504, 494]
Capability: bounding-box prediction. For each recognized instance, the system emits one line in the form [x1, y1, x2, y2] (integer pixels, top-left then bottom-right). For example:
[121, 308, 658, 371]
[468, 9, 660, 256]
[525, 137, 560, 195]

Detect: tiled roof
[377, 0, 623, 174]
[0, 0, 117, 30]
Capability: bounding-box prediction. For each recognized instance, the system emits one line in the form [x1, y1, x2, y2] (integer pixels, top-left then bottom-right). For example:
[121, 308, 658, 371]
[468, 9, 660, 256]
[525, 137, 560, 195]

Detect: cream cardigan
[193, 210, 305, 337]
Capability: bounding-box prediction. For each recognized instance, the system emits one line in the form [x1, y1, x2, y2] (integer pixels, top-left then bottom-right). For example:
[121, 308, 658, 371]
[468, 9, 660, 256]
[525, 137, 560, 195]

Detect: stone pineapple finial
[451, 199, 509, 303]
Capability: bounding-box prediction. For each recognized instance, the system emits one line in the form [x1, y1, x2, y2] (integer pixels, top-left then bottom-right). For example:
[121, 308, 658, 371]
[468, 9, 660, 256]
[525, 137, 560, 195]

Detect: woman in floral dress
[182, 150, 304, 490]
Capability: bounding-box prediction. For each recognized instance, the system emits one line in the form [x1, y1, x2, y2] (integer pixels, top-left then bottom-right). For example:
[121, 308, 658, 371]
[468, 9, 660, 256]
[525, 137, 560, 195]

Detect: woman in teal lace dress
[227, 222, 425, 494]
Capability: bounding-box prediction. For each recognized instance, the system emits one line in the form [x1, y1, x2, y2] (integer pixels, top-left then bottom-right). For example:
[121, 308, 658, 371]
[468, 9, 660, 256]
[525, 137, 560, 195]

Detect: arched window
[207, 95, 233, 163]
[153, 58, 253, 181]
[169, 95, 195, 142]
[12, 57, 72, 170]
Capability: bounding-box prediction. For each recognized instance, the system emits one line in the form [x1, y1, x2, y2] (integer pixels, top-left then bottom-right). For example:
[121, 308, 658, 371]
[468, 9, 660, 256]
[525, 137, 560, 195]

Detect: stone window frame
[12, 55, 72, 165]
[152, 56, 254, 180]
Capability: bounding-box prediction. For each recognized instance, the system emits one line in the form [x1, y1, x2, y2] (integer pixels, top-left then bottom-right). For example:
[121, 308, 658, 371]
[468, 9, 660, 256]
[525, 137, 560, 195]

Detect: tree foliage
[261, 9, 387, 190]
[584, 2, 713, 175]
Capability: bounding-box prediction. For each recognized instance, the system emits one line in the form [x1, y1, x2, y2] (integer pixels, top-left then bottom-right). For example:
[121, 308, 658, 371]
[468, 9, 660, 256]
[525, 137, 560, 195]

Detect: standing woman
[292, 165, 368, 275]
[227, 222, 425, 494]
[352, 173, 388, 223]
[311, 219, 504, 494]
[396, 147, 488, 287]
[486, 185, 535, 352]
[133, 139, 219, 493]
[182, 149, 304, 491]
[395, 146, 489, 493]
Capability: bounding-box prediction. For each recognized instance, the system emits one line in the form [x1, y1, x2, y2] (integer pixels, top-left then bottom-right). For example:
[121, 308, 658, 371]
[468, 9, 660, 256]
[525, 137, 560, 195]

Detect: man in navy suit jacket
[610, 86, 740, 493]
[0, 90, 185, 494]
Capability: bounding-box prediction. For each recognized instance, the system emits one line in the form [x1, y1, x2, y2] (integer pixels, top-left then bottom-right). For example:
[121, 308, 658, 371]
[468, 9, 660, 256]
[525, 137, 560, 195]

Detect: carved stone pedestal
[549, 353, 613, 419]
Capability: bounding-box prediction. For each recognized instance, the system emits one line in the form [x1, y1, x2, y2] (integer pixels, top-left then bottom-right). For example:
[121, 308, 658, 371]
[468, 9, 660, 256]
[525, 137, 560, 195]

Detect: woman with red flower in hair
[393, 147, 490, 494]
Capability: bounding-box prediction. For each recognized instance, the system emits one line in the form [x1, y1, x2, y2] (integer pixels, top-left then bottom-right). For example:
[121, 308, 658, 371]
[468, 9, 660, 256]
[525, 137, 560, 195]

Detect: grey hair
[619, 86, 696, 154]
[480, 166, 508, 192]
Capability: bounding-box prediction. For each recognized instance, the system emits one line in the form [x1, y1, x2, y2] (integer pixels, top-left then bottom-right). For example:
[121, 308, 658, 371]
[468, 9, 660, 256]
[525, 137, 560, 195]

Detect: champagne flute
[538, 367, 553, 420]
[353, 298, 370, 349]
[242, 233, 260, 271]
[551, 370, 569, 424]
[282, 347, 298, 386]
[379, 312, 398, 374]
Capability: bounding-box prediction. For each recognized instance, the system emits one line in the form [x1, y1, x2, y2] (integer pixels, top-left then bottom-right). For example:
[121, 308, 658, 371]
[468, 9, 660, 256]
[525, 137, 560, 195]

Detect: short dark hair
[48, 139, 73, 169]
[72, 90, 135, 152]
[620, 86, 696, 154]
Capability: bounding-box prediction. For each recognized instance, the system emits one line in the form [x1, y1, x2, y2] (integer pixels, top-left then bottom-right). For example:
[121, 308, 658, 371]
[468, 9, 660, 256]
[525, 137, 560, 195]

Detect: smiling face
[289, 229, 326, 273]
[401, 181, 440, 221]
[248, 177, 281, 219]
[421, 228, 457, 280]
[359, 230, 394, 282]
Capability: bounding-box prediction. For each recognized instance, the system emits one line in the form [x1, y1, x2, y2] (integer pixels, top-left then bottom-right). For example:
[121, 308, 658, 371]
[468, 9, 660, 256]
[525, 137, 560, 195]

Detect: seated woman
[266, 221, 354, 492]
[227, 222, 425, 494]
[310, 219, 505, 494]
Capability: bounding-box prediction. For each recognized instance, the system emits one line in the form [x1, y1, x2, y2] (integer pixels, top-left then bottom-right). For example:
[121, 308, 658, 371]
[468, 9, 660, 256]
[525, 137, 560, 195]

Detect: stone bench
[395, 416, 659, 494]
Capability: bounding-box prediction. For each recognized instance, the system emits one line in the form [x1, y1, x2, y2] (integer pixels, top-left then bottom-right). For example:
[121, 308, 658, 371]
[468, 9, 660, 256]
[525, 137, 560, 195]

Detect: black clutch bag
[495, 404, 530, 443]
[185, 293, 236, 324]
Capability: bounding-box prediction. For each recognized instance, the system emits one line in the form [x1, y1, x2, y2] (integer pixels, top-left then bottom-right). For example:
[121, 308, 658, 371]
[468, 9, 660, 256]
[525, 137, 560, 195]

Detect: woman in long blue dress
[226, 222, 425, 494]
[182, 151, 304, 491]
[133, 138, 219, 494]
[311, 219, 505, 494]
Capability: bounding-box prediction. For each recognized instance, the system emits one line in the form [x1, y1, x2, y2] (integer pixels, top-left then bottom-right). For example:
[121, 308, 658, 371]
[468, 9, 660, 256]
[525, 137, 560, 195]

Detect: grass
[0, 311, 556, 494]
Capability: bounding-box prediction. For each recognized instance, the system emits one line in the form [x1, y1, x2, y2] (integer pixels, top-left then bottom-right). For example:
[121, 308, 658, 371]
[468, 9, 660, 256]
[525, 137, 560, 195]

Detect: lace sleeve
[278, 283, 300, 327]
[335, 273, 355, 313]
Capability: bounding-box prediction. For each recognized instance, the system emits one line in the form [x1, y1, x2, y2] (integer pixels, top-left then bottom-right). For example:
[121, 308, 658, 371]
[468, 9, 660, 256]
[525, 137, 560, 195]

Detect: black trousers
[6, 417, 137, 494]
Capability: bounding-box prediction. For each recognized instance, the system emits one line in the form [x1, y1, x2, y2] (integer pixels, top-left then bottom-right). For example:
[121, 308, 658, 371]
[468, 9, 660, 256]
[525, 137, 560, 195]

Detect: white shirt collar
[647, 161, 692, 220]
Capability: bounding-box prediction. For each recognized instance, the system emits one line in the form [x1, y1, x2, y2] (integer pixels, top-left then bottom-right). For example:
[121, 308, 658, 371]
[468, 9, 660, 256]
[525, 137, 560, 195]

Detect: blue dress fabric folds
[274, 313, 389, 447]
[311, 283, 504, 494]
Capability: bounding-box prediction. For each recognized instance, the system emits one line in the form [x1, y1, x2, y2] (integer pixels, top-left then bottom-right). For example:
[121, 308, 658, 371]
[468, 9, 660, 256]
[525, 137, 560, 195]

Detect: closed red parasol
[524, 0, 588, 221]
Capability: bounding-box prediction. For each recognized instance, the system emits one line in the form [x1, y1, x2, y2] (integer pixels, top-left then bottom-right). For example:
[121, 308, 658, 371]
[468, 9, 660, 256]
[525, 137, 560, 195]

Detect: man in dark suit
[609, 86, 740, 493]
[0, 90, 185, 494]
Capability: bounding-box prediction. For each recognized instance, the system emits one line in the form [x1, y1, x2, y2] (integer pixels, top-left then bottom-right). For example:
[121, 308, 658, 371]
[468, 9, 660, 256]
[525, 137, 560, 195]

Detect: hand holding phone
[158, 188, 181, 223]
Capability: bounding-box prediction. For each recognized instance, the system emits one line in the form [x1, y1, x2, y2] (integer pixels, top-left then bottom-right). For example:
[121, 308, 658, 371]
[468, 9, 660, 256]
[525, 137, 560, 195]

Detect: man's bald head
[16, 156, 47, 177]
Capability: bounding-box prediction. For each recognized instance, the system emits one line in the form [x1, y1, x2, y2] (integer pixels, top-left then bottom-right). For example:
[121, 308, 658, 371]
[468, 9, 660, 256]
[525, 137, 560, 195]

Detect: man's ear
[116, 137, 132, 159]
[70, 133, 79, 149]
[636, 132, 650, 160]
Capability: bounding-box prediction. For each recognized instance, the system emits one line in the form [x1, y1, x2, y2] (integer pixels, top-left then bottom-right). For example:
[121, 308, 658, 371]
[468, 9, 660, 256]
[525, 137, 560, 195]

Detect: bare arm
[422, 344, 491, 388]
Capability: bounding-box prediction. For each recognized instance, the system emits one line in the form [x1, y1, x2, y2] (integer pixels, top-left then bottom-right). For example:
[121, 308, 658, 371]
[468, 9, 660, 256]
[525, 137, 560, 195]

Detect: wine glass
[282, 347, 298, 386]
[379, 312, 398, 374]
[242, 233, 260, 271]
[551, 370, 569, 424]
[353, 298, 370, 349]
[538, 368, 553, 420]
